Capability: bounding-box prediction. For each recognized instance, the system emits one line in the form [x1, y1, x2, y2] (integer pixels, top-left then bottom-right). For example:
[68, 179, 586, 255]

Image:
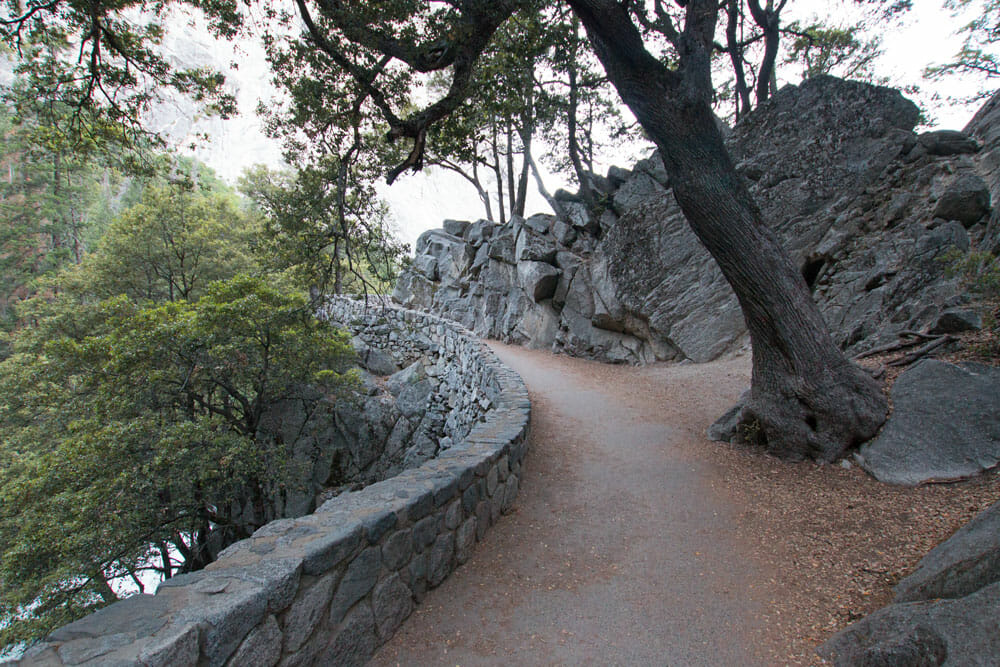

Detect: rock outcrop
[854, 360, 1000, 485]
[394, 76, 995, 364]
[895, 500, 1000, 604]
[820, 500, 1000, 665]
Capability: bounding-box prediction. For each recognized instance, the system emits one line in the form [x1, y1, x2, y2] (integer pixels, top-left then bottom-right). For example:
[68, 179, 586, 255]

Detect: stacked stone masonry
[13, 297, 530, 667]
[320, 297, 499, 450]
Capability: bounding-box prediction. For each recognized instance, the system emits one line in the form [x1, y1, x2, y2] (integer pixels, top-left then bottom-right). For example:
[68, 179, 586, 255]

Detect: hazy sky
[162, 0, 992, 250]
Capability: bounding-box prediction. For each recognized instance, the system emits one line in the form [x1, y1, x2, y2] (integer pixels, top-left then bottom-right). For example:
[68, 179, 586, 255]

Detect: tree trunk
[505, 115, 517, 219]
[92, 575, 119, 604]
[566, 47, 594, 206]
[567, 0, 887, 461]
[472, 158, 496, 222]
[490, 123, 507, 225]
[333, 236, 343, 294]
[514, 88, 533, 218]
[515, 135, 530, 218]
[725, 0, 752, 120]
[527, 152, 564, 219]
[748, 0, 781, 106]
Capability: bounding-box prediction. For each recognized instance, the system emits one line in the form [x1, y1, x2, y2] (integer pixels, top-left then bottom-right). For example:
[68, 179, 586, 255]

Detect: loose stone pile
[15, 298, 530, 667]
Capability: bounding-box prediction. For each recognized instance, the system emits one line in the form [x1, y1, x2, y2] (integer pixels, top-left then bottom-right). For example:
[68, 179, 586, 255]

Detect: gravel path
[371, 343, 770, 666]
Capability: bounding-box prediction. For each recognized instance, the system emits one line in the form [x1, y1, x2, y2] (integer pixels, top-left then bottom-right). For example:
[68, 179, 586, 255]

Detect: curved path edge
[15, 298, 531, 667]
[372, 341, 765, 666]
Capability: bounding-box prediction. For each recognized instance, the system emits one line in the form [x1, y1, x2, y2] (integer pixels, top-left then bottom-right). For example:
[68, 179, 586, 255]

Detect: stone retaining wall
[320, 296, 499, 450]
[14, 297, 530, 667]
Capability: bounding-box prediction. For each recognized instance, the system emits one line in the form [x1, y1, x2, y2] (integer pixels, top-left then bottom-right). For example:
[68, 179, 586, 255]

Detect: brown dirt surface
[704, 440, 999, 664]
[371, 342, 1000, 666]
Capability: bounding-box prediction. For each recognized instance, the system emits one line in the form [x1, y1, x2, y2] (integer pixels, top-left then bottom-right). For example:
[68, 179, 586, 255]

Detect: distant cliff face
[394, 76, 996, 364]
[149, 10, 284, 182]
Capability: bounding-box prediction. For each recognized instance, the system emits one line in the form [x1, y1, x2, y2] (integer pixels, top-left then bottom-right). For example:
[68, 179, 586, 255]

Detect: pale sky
[161, 0, 994, 251]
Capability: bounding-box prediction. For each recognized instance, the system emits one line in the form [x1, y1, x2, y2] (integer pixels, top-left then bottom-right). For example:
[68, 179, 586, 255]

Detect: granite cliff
[394, 76, 995, 365]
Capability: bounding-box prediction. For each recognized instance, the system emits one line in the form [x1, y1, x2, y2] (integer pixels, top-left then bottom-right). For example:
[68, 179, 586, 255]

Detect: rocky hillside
[393, 76, 995, 364]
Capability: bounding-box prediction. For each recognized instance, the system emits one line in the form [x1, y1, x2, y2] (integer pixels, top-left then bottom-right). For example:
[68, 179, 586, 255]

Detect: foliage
[948, 248, 1000, 297]
[0, 99, 108, 325]
[423, 6, 554, 222]
[0, 0, 238, 154]
[79, 182, 256, 302]
[707, 1, 894, 122]
[0, 176, 356, 645]
[927, 0, 1000, 101]
[782, 22, 884, 82]
[240, 163, 403, 297]
[424, 5, 637, 220]
[240, 2, 409, 295]
[946, 248, 1000, 356]
[0, 75, 230, 333]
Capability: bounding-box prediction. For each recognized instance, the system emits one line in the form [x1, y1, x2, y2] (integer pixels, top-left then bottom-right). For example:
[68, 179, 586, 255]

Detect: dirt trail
[371, 343, 770, 666]
[370, 343, 1000, 666]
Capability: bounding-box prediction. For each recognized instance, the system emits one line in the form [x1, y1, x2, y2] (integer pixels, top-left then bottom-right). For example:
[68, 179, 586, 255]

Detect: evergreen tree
[927, 0, 1000, 102]
[0, 177, 355, 647]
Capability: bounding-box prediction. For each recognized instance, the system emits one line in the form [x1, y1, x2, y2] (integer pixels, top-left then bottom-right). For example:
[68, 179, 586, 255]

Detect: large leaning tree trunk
[567, 0, 886, 461]
[292, 0, 886, 461]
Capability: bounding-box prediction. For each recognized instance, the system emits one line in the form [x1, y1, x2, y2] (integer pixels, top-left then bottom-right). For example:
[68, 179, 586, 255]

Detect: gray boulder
[386, 362, 426, 397]
[895, 500, 1000, 603]
[856, 360, 1000, 485]
[517, 235, 557, 264]
[395, 379, 435, 419]
[464, 219, 495, 246]
[392, 272, 435, 307]
[524, 213, 553, 235]
[359, 347, 398, 377]
[707, 390, 750, 442]
[933, 173, 991, 226]
[612, 171, 665, 213]
[415, 229, 463, 259]
[412, 254, 438, 281]
[919, 130, 979, 156]
[552, 218, 577, 247]
[562, 200, 597, 234]
[486, 234, 516, 264]
[930, 309, 983, 334]
[818, 581, 1000, 666]
[470, 242, 490, 272]
[443, 219, 470, 238]
[606, 165, 631, 187]
[517, 261, 560, 303]
[392, 76, 995, 366]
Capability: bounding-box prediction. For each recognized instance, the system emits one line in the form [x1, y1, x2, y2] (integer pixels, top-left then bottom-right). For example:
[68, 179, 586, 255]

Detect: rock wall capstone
[13, 297, 530, 667]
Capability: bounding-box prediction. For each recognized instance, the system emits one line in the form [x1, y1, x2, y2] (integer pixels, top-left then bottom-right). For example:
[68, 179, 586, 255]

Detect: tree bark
[471, 158, 496, 221]
[490, 123, 507, 225]
[514, 91, 533, 218]
[566, 0, 886, 461]
[724, 0, 752, 120]
[747, 0, 781, 105]
[527, 151, 564, 219]
[505, 115, 517, 219]
[566, 43, 595, 206]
